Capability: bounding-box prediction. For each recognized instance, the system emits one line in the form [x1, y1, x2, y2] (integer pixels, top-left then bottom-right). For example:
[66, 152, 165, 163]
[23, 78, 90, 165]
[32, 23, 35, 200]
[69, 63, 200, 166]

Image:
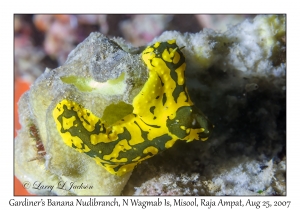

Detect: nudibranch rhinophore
[53, 40, 213, 176]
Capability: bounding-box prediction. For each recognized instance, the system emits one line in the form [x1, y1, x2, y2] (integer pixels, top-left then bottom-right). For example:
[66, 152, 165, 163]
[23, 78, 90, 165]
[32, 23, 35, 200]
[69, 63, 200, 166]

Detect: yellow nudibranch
[53, 40, 213, 176]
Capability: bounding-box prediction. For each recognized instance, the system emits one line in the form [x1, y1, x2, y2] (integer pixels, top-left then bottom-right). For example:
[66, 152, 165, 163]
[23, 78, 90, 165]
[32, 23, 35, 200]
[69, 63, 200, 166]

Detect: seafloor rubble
[15, 14, 286, 195]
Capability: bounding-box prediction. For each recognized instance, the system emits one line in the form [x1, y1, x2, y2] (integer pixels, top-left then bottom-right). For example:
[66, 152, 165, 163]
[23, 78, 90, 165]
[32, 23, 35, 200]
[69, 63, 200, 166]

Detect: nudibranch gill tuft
[52, 40, 213, 176]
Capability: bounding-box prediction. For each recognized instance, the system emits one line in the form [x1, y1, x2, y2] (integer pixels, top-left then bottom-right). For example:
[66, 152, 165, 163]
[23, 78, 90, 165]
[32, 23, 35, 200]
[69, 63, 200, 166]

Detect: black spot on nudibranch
[158, 75, 164, 87]
[150, 59, 155, 67]
[83, 118, 90, 125]
[140, 118, 161, 128]
[150, 106, 155, 115]
[162, 93, 167, 106]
